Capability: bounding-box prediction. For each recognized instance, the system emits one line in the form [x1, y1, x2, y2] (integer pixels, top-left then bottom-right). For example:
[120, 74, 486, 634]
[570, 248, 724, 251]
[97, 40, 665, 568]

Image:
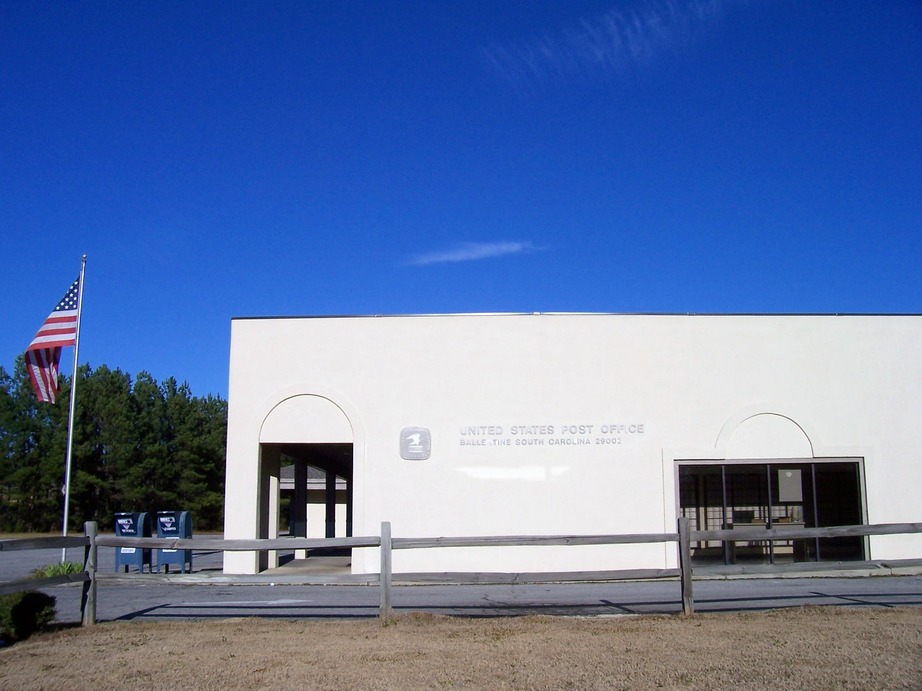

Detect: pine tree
[0, 361, 227, 532]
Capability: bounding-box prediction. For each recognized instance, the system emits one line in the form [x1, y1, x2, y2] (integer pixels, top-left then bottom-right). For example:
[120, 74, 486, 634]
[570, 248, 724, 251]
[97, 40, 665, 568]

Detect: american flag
[25, 277, 80, 403]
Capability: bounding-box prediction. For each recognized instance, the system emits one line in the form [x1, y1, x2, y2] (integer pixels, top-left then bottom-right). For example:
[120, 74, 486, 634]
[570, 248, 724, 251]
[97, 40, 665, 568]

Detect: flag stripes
[25, 277, 80, 403]
[25, 347, 62, 403]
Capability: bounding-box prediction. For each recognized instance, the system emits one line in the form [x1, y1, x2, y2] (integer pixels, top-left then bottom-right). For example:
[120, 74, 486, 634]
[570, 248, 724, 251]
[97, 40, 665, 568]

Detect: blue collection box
[155, 510, 193, 573]
[114, 512, 153, 573]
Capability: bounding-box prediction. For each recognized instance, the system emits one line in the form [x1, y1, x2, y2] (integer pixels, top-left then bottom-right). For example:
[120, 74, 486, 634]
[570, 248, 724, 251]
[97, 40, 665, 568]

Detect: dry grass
[1, 606, 920, 689]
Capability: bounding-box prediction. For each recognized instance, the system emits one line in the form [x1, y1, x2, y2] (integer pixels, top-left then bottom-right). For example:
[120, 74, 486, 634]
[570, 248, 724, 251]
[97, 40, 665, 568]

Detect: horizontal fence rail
[0, 572, 90, 597]
[1, 520, 920, 625]
[0, 530, 97, 625]
[0, 535, 89, 552]
[94, 535, 382, 551]
[382, 568, 683, 584]
[692, 522, 922, 543]
[391, 532, 679, 549]
[0, 534, 93, 605]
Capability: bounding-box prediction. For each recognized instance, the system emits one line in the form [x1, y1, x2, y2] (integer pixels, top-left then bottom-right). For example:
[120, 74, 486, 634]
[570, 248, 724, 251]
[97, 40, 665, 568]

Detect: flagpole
[61, 254, 87, 562]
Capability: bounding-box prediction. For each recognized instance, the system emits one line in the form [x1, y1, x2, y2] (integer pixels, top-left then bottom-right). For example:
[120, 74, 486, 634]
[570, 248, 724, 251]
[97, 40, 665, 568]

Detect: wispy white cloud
[481, 0, 726, 89]
[408, 241, 540, 266]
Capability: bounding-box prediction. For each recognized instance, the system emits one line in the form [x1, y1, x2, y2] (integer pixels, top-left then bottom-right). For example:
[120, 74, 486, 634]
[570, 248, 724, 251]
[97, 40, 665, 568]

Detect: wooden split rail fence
[2, 519, 920, 625]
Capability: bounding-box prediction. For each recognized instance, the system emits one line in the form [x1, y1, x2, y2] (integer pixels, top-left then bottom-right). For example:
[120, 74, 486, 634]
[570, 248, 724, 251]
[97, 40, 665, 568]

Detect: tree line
[0, 357, 227, 533]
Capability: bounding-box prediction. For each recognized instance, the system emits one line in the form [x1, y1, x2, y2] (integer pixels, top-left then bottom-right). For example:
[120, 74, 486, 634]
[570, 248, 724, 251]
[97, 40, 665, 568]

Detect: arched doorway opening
[258, 395, 354, 572]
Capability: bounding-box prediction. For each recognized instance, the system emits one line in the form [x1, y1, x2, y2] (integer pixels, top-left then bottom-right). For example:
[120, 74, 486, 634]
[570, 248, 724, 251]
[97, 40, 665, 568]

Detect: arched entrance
[258, 395, 354, 571]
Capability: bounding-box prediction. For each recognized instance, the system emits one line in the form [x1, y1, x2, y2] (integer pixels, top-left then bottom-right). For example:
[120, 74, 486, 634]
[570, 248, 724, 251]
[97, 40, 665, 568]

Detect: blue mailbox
[114, 512, 153, 573]
[155, 510, 193, 573]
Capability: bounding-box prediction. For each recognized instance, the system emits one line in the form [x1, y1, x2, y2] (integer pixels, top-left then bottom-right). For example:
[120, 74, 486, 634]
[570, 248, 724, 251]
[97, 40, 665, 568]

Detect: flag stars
[54, 281, 80, 312]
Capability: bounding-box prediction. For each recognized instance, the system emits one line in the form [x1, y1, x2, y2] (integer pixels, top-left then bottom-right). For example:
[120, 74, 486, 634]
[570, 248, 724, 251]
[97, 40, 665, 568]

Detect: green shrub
[30, 561, 84, 578]
[0, 591, 56, 642]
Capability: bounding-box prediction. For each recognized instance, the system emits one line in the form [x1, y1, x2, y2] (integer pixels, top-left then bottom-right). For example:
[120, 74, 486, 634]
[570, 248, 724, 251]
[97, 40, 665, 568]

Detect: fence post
[81, 521, 98, 626]
[380, 521, 393, 622]
[678, 517, 694, 616]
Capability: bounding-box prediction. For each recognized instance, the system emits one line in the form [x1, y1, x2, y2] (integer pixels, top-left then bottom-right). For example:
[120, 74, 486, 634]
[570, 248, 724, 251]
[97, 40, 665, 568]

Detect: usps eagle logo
[400, 427, 431, 460]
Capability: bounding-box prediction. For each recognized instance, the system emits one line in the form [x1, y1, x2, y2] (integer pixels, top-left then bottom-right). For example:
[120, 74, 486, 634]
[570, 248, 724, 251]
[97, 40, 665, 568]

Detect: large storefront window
[678, 460, 865, 565]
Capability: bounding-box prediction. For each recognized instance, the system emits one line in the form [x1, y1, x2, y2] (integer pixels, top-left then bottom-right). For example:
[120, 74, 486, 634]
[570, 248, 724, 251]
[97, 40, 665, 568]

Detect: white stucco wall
[223, 313, 922, 574]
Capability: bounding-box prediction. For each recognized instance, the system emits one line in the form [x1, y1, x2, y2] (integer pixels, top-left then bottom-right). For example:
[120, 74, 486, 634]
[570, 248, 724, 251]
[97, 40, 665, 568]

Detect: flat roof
[232, 311, 922, 322]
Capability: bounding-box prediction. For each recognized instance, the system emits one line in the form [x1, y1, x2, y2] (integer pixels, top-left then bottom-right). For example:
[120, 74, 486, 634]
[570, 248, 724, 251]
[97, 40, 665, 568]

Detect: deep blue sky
[2, 1, 920, 399]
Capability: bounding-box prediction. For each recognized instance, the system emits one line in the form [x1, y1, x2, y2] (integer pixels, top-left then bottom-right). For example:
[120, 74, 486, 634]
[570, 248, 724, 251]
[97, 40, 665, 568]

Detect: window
[679, 460, 864, 565]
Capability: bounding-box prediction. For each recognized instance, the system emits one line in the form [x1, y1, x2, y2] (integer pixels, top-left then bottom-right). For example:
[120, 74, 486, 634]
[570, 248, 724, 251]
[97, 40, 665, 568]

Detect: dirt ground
[1, 606, 920, 690]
